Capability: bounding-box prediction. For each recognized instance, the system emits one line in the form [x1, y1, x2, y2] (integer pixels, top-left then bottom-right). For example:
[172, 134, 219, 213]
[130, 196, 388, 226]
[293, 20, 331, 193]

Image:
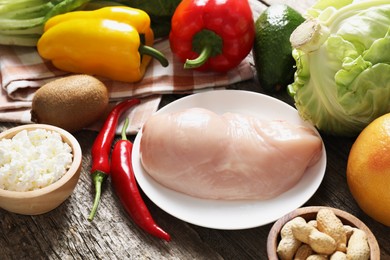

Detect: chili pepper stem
[184, 45, 212, 69]
[121, 118, 129, 141]
[139, 45, 169, 67]
[88, 171, 108, 221]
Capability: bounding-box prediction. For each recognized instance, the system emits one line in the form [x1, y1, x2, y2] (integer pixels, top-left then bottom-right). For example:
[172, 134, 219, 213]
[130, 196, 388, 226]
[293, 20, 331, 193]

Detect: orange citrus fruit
[347, 113, 390, 226]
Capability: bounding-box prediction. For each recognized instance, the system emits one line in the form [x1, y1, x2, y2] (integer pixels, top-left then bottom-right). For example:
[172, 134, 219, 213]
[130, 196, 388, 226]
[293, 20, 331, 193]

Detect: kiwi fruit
[31, 74, 109, 133]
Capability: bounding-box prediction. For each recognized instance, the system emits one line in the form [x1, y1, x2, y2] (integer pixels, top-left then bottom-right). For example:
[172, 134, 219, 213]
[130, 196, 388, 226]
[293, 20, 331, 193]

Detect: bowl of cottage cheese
[0, 124, 82, 215]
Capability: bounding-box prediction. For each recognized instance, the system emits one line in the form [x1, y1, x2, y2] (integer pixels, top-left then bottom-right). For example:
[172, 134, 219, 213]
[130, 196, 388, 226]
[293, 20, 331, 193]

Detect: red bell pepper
[169, 0, 255, 72]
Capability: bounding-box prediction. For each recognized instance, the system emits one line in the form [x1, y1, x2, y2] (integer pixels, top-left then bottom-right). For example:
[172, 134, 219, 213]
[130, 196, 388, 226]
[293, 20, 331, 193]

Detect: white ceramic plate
[132, 90, 327, 230]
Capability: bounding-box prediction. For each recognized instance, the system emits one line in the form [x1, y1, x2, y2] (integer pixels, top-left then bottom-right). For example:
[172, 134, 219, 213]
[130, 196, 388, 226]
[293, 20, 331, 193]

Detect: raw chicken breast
[140, 108, 322, 200]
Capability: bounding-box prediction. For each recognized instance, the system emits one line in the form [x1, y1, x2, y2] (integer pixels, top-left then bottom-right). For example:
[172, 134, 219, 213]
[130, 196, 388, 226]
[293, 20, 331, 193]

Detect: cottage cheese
[0, 128, 73, 192]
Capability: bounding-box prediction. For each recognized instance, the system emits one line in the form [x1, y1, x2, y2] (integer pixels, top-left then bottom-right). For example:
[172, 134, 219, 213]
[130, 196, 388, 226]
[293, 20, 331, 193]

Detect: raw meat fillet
[140, 108, 322, 200]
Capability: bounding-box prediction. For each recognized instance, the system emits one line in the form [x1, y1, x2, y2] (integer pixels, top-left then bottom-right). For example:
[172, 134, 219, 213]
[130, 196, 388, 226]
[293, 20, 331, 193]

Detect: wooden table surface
[1, 1, 389, 259]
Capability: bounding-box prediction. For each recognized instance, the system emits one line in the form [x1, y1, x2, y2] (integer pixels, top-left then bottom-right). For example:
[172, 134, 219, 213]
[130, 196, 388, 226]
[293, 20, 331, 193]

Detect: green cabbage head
[288, 0, 390, 136]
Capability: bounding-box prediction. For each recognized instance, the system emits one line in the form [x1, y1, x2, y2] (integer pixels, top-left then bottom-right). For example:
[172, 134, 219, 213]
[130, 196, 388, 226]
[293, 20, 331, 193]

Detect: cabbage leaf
[288, 0, 390, 136]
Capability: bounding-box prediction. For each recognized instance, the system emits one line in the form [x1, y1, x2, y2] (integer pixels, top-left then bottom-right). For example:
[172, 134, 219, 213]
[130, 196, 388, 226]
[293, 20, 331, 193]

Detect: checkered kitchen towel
[0, 38, 255, 134]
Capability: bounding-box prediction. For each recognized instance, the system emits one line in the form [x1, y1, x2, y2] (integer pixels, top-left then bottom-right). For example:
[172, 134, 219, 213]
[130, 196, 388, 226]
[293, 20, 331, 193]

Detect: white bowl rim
[0, 124, 82, 198]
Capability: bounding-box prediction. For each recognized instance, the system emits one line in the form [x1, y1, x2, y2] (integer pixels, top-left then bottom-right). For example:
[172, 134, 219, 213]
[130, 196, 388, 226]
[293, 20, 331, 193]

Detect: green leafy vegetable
[0, 0, 180, 46]
[0, 0, 91, 46]
[110, 0, 181, 17]
[84, 0, 181, 38]
[288, 0, 390, 136]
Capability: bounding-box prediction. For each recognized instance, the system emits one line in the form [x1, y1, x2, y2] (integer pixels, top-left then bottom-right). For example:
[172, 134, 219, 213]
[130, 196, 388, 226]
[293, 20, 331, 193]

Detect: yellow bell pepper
[37, 6, 168, 83]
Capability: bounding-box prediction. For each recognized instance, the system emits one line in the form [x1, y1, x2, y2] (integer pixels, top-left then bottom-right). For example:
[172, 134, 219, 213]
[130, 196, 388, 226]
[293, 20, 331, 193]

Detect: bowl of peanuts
[267, 206, 380, 260]
[0, 124, 82, 215]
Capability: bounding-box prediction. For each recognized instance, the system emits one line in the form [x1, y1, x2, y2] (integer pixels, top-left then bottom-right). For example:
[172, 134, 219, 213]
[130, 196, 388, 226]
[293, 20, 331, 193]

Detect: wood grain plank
[1, 1, 390, 259]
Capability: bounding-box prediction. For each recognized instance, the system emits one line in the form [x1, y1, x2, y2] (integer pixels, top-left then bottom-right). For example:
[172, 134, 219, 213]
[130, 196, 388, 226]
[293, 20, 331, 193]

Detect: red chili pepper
[111, 119, 171, 241]
[88, 98, 140, 221]
[169, 0, 255, 72]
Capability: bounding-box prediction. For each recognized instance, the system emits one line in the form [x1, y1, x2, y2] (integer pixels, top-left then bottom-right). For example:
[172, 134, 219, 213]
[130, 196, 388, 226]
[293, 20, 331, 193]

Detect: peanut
[317, 208, 347, 252]
[276, 209, 371, 260]
[330, 251, 347, 260]
[291, 217, 337, 255]
[308, 220, 317, 228]
[306, 255, 327, 260]
[346, 228, 370, 260]
[290, 217, 311, 243]
[308, 229, 337, 255]
[294, 244, 313, 260]
[343, 225, 354, 241]
[277, 217, 302, 260]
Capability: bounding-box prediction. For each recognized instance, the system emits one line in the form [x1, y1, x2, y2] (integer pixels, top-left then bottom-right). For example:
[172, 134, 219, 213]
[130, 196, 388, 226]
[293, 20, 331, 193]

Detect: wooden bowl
[0, 124, 82, 215]
[267, 206, 380, 259]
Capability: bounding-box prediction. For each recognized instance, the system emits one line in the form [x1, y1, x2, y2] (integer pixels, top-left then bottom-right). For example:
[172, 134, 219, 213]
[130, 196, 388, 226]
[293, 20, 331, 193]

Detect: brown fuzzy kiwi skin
[31, 75, 109, 133]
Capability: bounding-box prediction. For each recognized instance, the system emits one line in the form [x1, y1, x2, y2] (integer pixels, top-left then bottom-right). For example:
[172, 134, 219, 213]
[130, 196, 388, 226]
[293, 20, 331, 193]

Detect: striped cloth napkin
[0, 38, 255, 134]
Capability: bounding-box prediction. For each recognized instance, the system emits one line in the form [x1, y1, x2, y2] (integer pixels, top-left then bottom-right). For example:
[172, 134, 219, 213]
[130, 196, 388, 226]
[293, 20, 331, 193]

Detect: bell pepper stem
[88, 171, 107, 221]
[184, 45, 212, 69]
[139, 44, 169, 67]
[183, 29, 223, 69]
